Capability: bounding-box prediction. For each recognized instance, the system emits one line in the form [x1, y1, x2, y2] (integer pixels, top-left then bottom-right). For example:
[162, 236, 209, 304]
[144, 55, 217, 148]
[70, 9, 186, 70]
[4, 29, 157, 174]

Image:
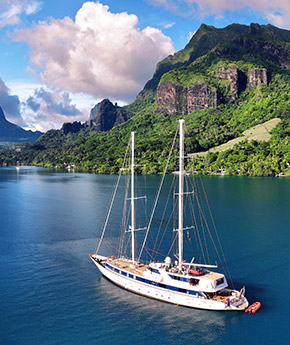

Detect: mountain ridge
[1, 22, 290, 176]
[0, 106, 42, 147]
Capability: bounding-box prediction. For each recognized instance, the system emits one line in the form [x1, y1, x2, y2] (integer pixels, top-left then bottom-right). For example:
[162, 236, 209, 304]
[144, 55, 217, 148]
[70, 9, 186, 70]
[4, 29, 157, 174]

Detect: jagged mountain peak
[0, 106, 7, 121]
[87, 98, 128, 131]
[0, 105, 42, 145]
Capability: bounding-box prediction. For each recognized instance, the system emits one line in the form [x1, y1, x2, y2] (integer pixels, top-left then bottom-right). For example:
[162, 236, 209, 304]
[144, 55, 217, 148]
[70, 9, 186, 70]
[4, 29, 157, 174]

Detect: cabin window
[178, 288, 186, 293]
[189, 278, 199, 286]
[216, 278, 224, 286]
[158, 283, 166, 289]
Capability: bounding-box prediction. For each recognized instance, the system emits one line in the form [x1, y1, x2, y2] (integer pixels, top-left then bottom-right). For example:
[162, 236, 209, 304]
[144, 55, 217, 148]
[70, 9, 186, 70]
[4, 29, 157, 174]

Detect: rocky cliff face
[155, 81, 217, 115]
[87, 99, 127, 131]
[61, 121, 84, 135]
[155, 66, 268, 116]
[215, 65, 239, 100]
[248, 68, 267, 88]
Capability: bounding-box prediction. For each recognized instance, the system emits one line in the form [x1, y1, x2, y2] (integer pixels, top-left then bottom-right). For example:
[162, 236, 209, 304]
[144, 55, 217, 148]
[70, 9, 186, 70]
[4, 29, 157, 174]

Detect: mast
[178, 119, 184, 269]
[131, 132, 136, 265]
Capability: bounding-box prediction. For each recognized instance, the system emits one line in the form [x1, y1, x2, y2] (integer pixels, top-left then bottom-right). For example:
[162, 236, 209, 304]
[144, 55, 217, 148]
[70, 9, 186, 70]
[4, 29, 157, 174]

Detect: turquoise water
[0, 167, 290, 344]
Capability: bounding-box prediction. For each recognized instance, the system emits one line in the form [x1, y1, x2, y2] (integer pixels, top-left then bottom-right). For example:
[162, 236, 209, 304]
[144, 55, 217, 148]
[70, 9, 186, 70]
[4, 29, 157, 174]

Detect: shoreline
[3, 164, 290, 178]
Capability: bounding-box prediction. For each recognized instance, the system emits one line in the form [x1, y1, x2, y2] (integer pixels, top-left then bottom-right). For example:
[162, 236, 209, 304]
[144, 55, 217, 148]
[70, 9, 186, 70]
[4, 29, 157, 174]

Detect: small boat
[188, 267, 205, 276]
[245, 301, 261, 314]
[90, 119, 249, 311]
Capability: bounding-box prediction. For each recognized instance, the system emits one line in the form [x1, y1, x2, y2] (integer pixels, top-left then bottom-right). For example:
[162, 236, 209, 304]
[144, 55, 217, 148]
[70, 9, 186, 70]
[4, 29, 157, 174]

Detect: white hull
[90, 255, 248, 311]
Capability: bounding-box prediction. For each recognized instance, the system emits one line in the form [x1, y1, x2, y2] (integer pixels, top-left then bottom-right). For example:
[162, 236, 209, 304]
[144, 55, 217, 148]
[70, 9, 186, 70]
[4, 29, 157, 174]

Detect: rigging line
[145, 170, 147, 227]
[103, 238, 126, 257]
[104, 242, 114, 256]
[120, 208, 130, 255]
[195, 176, 229, 279]
[195, 176, 219, 265]
[119, 173, 130, 255]
[138, 127, 179, 262]
[150, 175, 176, 253]
[123, 233, 131, 258]
[196, 193, 211, 264]
[183, 177, 196, 259]
[193, 177, 211, 264]
[200, 178, 235, 289]
[155, 195, 178, 260]
[197, 200, 223, 268]
[152, 174, 176, 254]
[167, 231, 179, 258]
[189, 177, 207, 264]
[144, 247, 156, 262]
[119, 172, 128, 252]
[136, 176, 147, 228]
[188, 176, 206, 262]
[144, 246, 167, 257]
[95, 139, 131, 255]
[122, 180, 132, 257]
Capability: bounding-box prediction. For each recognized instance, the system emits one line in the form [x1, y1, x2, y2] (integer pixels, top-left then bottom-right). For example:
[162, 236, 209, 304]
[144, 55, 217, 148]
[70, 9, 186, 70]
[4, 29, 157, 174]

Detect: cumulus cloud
[0, 77, 23, 124]
[23, 88, 85, 132]
[149, 0, 290, 29]
[0, 0, 41, 27]
[12, 1, 175, 103]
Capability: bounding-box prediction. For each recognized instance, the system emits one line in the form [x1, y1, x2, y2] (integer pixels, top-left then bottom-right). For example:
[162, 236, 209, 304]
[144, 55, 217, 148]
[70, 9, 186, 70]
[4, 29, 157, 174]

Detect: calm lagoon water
[0, 166, 290, 345]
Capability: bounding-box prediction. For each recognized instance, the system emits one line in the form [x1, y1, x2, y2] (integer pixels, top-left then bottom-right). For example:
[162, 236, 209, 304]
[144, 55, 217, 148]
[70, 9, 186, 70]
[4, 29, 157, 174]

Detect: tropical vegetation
[1, 23, 290, 177]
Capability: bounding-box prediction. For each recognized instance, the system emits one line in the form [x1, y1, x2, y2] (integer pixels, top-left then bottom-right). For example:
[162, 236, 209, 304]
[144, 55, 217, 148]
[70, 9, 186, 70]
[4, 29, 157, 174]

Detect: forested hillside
[1, 23, 290, 176]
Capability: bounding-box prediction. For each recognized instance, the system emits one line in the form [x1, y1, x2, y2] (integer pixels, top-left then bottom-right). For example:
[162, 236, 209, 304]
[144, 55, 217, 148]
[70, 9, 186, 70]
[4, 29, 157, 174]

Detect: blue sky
[0, 0, 289, 131]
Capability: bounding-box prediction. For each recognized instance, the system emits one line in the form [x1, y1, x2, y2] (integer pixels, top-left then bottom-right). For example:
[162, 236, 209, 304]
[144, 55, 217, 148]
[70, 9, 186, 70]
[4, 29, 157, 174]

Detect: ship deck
[106, 258, 148, 275]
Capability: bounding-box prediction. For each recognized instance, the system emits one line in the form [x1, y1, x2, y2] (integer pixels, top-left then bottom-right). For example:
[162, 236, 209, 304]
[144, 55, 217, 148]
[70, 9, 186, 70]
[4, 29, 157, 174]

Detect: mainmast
[178, 119, 185, 269]
[131, 132, 136, 265]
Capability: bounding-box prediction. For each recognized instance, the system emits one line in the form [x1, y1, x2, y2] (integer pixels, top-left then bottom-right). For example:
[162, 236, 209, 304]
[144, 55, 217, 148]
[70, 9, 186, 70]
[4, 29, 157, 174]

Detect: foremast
[178, 119, 185, 270]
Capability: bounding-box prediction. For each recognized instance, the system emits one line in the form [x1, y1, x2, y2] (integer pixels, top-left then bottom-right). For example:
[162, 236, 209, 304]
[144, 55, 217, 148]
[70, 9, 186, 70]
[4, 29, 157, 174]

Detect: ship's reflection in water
[95, 276, 240, 344]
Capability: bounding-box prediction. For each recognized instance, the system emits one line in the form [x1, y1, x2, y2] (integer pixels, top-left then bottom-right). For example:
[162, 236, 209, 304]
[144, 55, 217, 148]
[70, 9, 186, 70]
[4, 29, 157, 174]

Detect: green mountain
[1, 23, 290, 176]
[139, 24, 249, 96]
[0, 106, 42, 147]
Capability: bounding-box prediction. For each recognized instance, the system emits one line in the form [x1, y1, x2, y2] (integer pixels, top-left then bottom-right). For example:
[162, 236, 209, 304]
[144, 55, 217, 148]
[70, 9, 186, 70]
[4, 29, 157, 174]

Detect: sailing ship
[90, 120, 249, 311]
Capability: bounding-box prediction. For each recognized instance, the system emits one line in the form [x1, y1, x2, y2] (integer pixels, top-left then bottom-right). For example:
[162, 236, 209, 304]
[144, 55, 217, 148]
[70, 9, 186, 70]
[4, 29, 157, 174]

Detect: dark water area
[0, 167, 290, 344]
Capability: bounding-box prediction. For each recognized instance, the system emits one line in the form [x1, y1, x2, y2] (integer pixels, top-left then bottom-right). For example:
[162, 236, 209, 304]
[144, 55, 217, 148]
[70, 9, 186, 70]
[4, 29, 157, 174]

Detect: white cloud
[22, 87, 88, 132]
[188, 30, 196, 41]
[7, 80, 98, 132]
[163, 22, 175, 29]
[12, 1, 175, 103]
[149, 0, 290, 29]
[0, 0, 41, 28]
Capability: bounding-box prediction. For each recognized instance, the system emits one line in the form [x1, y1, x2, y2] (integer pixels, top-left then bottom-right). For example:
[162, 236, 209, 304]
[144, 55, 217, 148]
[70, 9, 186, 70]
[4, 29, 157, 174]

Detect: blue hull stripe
[104, 262, 202, 297]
